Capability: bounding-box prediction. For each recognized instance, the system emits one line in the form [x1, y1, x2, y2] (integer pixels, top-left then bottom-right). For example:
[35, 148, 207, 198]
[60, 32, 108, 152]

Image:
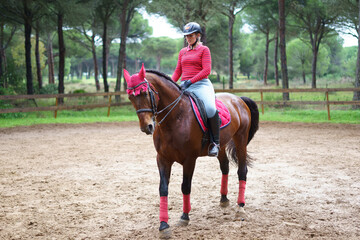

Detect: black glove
[180, 80, 192, 90]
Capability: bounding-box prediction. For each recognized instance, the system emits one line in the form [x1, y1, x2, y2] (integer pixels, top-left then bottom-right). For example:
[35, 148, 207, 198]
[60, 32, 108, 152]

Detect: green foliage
[342, 46, 357, 78]
[208, 74, 219, 83]
[39, 84, 58, 94]
[73, 89, 87, 94]
[10, 35, 46, 80]
[141, 37, 177, 71]
[0, 57, 26, 94]
[287, 38, 312, 79]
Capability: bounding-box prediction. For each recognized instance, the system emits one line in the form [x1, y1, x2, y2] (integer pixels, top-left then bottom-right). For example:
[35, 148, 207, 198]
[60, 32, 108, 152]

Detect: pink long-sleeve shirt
[171, 44, 211, 84]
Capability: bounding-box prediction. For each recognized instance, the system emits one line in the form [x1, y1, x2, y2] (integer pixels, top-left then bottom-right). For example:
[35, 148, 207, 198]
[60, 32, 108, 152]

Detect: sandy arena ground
[0, 121, 359, 239]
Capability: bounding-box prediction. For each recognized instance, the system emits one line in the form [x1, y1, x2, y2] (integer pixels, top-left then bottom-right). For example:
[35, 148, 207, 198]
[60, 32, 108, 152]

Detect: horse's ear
[139, 63, 146, 79]
[123, 69, 131, 84]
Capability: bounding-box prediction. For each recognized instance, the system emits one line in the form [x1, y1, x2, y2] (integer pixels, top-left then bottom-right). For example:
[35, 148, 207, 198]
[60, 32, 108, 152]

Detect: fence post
[107, 94, 112, 117]
[326, 90, 331, 120]
[260, 91, 264, 115]
[54, 97, 58, 119]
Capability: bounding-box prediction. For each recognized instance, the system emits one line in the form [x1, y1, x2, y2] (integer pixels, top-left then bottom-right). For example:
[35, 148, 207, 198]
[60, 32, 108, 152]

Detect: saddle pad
[189, 96, 231, 132]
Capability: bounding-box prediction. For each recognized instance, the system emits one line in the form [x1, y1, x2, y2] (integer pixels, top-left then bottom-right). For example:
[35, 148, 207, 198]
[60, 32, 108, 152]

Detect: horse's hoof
[159, 227, 171, 239]
[235, 206, 248, 221]
[220, 199, 230, 208]
[176, 218, 189, 227]
[176, 213, 190, 227]
[220, 195, 230, 208]
[159, 222, 171, 239]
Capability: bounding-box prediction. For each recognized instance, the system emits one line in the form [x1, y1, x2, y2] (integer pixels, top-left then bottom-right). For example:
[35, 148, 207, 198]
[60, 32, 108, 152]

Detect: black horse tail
[240, 96, 259, 144]
[225, 97, 259, 167]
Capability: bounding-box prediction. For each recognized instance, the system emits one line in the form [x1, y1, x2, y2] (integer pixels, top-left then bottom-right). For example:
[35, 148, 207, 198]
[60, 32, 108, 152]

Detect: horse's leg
[178, 159, 196, 227]
[157, 155, 172, 237]
[234, 135, 249, 220]
[218, 150, 230, 207]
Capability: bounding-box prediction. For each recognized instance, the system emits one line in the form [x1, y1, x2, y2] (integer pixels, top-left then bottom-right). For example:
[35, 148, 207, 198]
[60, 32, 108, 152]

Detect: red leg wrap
[237, 180, 246, 204]
[183, 194, 191, 214]
[220, 174, 228, 195]
[159, 196, 168, 222]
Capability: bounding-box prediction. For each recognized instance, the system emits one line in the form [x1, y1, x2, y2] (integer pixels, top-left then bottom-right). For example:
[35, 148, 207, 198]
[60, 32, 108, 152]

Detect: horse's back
[216, 92, 252, 138]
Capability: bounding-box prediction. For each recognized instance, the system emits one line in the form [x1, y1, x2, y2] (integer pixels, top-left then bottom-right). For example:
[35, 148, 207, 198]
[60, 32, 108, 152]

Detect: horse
[123, 64, 259, 238]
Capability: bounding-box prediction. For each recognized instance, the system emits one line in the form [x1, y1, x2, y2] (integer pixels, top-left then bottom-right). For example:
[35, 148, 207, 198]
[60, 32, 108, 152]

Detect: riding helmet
[183, 22, 202, 35]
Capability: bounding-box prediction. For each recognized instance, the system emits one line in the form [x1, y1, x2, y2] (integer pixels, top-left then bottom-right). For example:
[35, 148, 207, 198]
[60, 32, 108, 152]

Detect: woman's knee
[207, 107, 217, 118]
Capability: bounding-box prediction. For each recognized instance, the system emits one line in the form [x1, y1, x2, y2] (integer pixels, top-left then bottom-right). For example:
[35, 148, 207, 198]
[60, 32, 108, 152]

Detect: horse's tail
[225, 96, 259, 167]
[240, 96, 259, 144]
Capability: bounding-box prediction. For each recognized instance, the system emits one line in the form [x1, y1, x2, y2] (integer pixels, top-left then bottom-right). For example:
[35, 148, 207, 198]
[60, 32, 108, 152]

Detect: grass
[259, 108, 360, 124]
[1, 105, 359, 128]
[0, 106, 138, 128]
[1, 76, 359, 128]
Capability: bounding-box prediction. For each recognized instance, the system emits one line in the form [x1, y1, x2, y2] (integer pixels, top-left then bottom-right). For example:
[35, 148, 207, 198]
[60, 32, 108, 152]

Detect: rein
[127, 79, 183, 126]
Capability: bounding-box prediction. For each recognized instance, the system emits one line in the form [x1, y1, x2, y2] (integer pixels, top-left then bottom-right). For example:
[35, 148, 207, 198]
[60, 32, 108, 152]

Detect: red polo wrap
[159, 196, 169, 223]
[183, 194, 191, 214]
[237, 180, 246, 204]
[220, 174, 228, 195]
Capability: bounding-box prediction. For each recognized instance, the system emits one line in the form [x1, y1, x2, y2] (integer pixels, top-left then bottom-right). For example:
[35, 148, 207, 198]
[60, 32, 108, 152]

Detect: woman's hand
[180, 80, 192, 90]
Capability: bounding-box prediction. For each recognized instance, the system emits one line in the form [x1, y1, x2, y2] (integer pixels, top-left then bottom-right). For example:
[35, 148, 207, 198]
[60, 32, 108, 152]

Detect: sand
[1, 121, 359, 239]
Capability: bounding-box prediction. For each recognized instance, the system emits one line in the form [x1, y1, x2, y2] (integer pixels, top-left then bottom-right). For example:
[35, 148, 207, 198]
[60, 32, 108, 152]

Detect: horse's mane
[146, 69, 181, 91]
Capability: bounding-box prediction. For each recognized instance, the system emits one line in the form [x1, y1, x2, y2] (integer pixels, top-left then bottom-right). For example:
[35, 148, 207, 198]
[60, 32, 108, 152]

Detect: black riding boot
[208, 111, 220, 157]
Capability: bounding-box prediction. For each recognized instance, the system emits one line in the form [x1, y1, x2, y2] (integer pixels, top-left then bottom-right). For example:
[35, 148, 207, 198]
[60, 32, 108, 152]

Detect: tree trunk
[102, 20, 109, 93]
[278, 0, 289, 100]
[24, 2, 34, 95]
[47, 33, 55, 84]
[311, 44, 318, 89]
[35, 22, 42, 90]
[302, 60, 306, 84]
[263, 32, 270, 85]
[274, 29, 279, 86]
[201, 26, 206, 45]
[116, 0, 131, 94]
[156, 55, 161, 71]
[91, 33, 100, 91]
[228, 13, 234, 89]
[58, 12, 65, 103]
[77, 62, 83, 80]
[0, 22, 4, 83]
[353, 0, 360, 108]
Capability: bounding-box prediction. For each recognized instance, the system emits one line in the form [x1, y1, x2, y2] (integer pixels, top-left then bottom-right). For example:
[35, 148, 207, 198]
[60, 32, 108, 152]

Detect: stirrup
[208, 143, 220, 157]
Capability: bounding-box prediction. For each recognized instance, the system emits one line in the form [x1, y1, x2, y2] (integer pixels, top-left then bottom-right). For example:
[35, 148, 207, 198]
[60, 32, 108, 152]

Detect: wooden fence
[0, 91, 131, 118]
[0, 88, 359, 120]
[215, 87, 360, 120]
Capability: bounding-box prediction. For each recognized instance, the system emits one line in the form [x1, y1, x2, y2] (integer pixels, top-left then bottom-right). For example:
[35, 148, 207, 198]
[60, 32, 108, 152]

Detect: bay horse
[123, 64, 259, 238]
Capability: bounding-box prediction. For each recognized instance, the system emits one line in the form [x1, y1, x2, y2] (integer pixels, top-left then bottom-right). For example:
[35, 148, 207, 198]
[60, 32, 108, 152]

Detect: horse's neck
[153, 80, 181, 107]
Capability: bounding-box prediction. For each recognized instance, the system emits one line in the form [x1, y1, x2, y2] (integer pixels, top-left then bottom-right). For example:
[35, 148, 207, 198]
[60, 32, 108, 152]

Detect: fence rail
[0, 91, 131, 118]
[215, 88, 360, 120]
[1, 88, 359, 120]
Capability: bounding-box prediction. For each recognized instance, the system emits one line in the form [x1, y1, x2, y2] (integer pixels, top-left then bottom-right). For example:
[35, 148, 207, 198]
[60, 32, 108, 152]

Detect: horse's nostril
[148, 124, 153, 132]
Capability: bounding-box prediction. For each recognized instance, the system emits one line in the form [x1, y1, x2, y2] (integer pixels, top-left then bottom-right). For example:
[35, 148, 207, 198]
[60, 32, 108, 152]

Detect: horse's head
[124, 64, 157, 135]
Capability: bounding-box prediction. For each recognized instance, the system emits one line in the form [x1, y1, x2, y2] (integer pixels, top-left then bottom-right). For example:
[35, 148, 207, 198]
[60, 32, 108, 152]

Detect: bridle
[127, 79, 184, 126]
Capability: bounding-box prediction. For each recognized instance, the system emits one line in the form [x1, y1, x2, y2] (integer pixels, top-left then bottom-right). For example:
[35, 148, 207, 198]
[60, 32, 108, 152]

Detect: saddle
[186, 92, 231, 133]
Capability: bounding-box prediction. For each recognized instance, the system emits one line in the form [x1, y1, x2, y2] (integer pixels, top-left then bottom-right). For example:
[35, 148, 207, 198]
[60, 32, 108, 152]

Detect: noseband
[127, 79, 184, 126]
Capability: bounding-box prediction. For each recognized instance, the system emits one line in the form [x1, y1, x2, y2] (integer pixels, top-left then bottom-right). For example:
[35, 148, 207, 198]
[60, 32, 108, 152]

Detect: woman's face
[185, 33, 199, 45]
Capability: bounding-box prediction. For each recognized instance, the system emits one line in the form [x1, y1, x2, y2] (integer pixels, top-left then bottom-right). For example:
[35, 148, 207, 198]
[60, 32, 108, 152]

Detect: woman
[172, 22, 220, 157]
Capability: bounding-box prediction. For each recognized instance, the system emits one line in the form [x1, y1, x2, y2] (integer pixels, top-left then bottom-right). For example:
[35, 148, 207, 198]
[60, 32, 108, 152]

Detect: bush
[208, 74, 220, 83]
[39, 84, 58, 94]
[73, 89, 87, 94]
[0, 58, 26, 94]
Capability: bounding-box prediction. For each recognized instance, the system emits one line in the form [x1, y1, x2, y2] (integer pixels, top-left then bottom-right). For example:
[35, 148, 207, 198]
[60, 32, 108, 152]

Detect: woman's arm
[189, 47, 211, 83]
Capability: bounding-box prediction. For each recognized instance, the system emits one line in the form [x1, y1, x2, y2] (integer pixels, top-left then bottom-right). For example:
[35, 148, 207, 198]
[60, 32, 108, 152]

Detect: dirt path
[1, 122, 359, 239]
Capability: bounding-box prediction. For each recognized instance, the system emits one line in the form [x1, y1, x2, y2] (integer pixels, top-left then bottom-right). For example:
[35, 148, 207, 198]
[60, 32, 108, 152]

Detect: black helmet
[183, 22, 202, 35]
